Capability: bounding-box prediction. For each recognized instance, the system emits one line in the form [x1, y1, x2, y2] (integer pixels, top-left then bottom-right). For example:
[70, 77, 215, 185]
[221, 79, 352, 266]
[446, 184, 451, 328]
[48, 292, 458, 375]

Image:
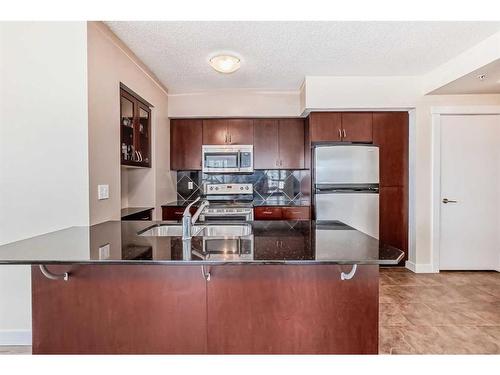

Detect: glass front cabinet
[120, 85, 152, 168]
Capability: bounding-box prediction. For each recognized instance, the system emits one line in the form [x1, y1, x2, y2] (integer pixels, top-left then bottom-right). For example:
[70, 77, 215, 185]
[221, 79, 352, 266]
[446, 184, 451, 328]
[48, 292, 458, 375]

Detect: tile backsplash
[176, 170, 310, 203]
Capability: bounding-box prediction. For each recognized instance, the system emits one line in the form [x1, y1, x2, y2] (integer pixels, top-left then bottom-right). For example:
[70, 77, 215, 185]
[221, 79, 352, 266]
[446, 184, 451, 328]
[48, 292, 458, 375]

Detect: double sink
[139, 223, 253, 238]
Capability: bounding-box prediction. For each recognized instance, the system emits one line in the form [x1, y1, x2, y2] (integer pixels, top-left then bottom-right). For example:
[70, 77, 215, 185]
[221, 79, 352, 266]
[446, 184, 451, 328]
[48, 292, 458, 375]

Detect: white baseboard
[0, 330, 32, 346]
[405, 261, 436, 273]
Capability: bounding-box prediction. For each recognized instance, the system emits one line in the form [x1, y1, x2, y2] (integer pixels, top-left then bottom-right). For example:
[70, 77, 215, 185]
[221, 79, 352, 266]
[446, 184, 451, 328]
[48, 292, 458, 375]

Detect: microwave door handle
[237, 151, 241, 172]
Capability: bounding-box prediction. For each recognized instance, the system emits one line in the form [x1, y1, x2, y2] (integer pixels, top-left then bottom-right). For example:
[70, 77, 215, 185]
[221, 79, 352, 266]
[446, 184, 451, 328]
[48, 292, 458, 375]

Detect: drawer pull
[262, 211, 273, 214]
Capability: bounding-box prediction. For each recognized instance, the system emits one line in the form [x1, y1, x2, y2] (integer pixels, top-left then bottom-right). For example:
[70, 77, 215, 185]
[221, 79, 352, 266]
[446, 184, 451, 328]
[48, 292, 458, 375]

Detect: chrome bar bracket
[39, 265, 69, 281]
[201, 265, 211, 281]
[340, 264, 357, 281]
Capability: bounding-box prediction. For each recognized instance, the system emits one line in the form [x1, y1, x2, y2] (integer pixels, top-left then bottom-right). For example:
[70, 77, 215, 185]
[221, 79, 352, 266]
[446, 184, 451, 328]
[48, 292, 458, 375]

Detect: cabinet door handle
[343, 129, 347, 138]
[262, 211, 273, 214]
[229, 134, 232, 143]
[224, 133, 228, 143]
[338, 128, 342, 139]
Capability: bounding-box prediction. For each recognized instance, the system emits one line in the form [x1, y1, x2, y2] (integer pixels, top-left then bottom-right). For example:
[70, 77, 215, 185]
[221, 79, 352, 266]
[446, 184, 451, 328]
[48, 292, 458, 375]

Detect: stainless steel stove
[199, 183, 254, 222]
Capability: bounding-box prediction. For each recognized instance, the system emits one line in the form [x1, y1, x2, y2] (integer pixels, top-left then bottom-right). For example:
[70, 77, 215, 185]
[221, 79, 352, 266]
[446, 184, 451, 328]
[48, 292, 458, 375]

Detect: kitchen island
[0, 220, 403, 354]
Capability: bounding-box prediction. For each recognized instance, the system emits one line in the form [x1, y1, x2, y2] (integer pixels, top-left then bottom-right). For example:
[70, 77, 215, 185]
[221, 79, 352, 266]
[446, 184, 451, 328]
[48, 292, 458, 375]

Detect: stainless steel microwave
[202, 145, 254, 173]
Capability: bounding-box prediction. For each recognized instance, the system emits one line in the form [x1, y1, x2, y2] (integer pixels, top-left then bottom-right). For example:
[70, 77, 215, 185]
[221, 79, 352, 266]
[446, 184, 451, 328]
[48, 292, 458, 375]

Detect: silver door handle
[229, 134, 232, 143]
[224, 133, 228, 143]
[343, 129, 347, 138]
[338, 128, 342, 139]
[442, 198, 458, 204]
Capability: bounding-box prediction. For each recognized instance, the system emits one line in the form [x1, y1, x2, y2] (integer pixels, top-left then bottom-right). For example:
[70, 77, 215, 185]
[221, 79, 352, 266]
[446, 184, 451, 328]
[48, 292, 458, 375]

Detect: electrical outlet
[98, 184, 109, 200]
[278, 181, 285, 189]
[188, 181, 193, 190]
[99, 243, 110, 259]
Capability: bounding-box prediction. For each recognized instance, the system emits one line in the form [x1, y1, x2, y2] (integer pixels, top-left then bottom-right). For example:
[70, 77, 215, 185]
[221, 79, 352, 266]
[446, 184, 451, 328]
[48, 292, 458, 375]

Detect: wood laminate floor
[2, 268, 499, 355]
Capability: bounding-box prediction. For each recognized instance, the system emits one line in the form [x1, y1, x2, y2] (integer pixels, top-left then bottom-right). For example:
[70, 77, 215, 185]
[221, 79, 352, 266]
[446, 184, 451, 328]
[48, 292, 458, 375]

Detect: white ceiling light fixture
[209, 54, 241, 74]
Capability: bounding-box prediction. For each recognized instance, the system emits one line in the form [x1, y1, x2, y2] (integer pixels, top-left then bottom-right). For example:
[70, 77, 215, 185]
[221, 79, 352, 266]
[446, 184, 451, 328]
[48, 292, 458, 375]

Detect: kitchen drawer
[281, 206, 310, 220]
[254, 207, 283, 220]
[162, 206, 195, 221]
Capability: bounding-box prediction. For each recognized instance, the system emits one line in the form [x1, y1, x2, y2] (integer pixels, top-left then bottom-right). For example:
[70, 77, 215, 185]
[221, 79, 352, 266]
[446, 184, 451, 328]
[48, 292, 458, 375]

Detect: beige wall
[87, 22, 176, 224]
[0, 21, 89, 343]
[168, 90, 301, 118]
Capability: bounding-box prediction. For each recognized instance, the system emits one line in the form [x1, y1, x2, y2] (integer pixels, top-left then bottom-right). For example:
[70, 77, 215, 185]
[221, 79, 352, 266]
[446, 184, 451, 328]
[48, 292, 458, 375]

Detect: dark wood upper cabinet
[254, 119, 305, 169]
[372, 112, 408, 187]
[202, 119, 228, 145]
[341, 112, 373, 143]
[254, 119, 280, 169]
[279, 119, 305, 169]
[120, 87, 152, 168]
[203, 119, 254, 145]
[309, 112, 342, 142]
[309, 112, 373, 143]
[226, 119, 254, 144]
[170, 119, 203, 170]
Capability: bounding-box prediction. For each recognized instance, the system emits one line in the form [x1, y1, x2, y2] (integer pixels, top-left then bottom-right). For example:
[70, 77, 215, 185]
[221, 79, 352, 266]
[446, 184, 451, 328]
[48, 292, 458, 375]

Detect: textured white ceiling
[431, 59, 500, 94]
[105, 21, 500, 94]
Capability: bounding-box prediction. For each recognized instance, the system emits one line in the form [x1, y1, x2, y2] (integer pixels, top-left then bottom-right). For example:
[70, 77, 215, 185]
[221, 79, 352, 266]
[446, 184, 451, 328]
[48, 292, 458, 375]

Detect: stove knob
[209, 186, 213, 190]
[240, 187, 243, 190]
[245, 186, 249, 190]
[215, 187, 219, 191]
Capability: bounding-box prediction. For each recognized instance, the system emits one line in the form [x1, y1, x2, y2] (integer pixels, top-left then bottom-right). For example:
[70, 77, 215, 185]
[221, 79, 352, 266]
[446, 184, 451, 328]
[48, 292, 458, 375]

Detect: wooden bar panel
[207, 265, 379, 354]
[31, 265, 207, 354]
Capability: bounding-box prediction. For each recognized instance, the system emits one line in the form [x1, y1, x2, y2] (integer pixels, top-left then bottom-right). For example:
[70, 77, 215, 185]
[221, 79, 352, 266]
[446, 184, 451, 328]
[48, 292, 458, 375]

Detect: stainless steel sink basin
[197, 224, 252, 237]
[139, 223, 252, 237]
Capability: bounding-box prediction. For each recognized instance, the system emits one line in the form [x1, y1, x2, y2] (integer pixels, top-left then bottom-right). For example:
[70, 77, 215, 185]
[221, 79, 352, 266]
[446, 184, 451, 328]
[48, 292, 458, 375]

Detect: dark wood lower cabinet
[162, 206, 196, 220]
[207, 265, 378, 354]
[31, 264, 378, 354]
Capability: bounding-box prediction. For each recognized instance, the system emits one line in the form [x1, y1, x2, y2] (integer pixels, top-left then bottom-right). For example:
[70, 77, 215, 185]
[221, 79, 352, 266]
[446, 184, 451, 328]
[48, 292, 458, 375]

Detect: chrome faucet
[182, 197, 209, 256]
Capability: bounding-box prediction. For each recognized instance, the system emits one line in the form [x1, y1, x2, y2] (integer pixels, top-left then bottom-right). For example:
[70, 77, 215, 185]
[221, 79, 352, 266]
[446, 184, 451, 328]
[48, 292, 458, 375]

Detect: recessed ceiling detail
[106, 21, 500, 94]
[431, 59, 500, 95]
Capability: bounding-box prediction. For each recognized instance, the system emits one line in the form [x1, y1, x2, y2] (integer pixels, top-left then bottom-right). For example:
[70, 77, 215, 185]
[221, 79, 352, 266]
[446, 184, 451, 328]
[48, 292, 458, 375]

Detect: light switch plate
[98, 184, 109, 200]
[188, 181, 193, 190]
[278, 181, 285, 189]
[99, 243, 110, 259]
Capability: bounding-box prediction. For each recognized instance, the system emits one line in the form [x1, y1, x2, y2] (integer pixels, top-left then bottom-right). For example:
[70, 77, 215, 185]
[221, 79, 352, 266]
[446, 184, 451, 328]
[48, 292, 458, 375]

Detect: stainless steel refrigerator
[313, 145, 379, 239]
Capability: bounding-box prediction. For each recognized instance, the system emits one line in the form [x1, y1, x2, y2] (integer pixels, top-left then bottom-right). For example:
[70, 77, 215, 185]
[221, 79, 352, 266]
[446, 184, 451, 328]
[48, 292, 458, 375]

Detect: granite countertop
[163, 199, 310, 207]
[0, 220, 403, 266]
[121, 207, 154, 218]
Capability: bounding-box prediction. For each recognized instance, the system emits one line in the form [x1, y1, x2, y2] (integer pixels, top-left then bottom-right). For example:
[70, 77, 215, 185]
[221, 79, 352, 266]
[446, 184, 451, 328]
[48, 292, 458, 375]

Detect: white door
[440, 115, 500, 270]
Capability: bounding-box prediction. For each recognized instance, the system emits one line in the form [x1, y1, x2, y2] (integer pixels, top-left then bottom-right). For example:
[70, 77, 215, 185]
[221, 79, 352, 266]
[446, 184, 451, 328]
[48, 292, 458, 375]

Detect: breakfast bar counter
[0, 220, 403, 354]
